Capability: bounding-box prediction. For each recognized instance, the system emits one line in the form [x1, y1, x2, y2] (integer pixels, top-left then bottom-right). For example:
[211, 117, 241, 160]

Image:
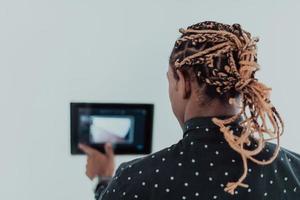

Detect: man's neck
[183, 99, 239, 126]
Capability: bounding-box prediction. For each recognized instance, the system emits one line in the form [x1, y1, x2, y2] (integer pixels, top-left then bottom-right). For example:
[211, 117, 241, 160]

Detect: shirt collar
[182, 115, 244, 138]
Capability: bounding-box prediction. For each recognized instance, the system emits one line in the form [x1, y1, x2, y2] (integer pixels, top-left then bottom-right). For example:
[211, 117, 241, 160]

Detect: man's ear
[175, 69, 191, 99]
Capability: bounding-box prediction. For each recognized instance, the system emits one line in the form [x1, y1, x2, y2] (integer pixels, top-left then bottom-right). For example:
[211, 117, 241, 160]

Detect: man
[79, 21, 300, 199]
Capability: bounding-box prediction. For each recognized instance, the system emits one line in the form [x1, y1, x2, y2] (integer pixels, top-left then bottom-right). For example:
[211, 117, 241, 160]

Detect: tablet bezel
[70, 102, 154, 155]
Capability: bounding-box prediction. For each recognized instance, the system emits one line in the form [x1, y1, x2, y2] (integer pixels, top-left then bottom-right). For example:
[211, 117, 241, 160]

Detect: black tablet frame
[70, 102, 154, 155]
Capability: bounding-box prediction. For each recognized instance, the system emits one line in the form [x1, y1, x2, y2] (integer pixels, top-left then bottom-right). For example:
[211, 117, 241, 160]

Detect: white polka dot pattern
[96, 116, 300, 200]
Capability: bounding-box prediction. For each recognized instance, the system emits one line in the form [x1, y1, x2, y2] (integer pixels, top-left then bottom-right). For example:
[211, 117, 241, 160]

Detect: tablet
[70, 102, 154, 155]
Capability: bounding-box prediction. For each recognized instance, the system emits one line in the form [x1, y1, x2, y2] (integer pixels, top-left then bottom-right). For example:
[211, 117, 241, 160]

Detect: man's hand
[78, 143, 115, 180]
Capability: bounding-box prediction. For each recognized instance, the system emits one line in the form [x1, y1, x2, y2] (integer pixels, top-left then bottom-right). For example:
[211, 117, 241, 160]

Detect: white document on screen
[89, 117, 132, 143]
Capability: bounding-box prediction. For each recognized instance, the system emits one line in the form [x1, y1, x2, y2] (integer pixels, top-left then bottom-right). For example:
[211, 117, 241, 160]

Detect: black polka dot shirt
[95, 115, 300, 200]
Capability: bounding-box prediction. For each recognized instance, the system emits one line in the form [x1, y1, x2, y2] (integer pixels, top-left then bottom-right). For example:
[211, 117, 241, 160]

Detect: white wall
[0, 0, 299, 199]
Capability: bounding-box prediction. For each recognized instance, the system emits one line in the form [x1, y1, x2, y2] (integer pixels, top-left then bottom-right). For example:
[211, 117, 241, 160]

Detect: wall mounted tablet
[70, 102, 154, 155]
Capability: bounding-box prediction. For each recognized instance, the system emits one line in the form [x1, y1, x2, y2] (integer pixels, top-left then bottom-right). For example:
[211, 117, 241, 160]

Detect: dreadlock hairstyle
[169, 21, 284, 195]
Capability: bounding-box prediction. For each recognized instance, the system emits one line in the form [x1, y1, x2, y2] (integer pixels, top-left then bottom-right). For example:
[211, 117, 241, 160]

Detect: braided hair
[169, 21, 284, 195]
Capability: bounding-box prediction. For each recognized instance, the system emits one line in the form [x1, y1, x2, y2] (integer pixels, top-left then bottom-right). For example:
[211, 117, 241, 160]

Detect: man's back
[99, 117, 300, 200]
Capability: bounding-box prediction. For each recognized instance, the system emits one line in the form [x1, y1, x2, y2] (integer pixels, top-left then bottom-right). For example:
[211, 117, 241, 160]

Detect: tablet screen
[70, 103, 154, 155]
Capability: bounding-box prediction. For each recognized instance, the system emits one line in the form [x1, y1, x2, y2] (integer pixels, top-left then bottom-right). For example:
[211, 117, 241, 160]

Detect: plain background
[0, 0, 299, 199]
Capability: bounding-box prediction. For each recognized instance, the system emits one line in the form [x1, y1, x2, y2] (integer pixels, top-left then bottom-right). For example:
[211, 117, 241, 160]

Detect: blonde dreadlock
[169, 21, 284, 195]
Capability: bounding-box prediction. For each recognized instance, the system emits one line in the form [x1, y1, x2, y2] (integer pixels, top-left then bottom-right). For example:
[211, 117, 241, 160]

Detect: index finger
[78, 143, 97, 156]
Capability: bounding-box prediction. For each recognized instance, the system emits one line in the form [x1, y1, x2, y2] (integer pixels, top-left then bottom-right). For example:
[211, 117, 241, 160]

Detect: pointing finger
[78, 143, 97, 156]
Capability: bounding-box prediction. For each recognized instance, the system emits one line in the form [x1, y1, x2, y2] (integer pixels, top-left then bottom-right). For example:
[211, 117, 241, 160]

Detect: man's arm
[94, 176, 113, 200]
[95, 162, 128, 200]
